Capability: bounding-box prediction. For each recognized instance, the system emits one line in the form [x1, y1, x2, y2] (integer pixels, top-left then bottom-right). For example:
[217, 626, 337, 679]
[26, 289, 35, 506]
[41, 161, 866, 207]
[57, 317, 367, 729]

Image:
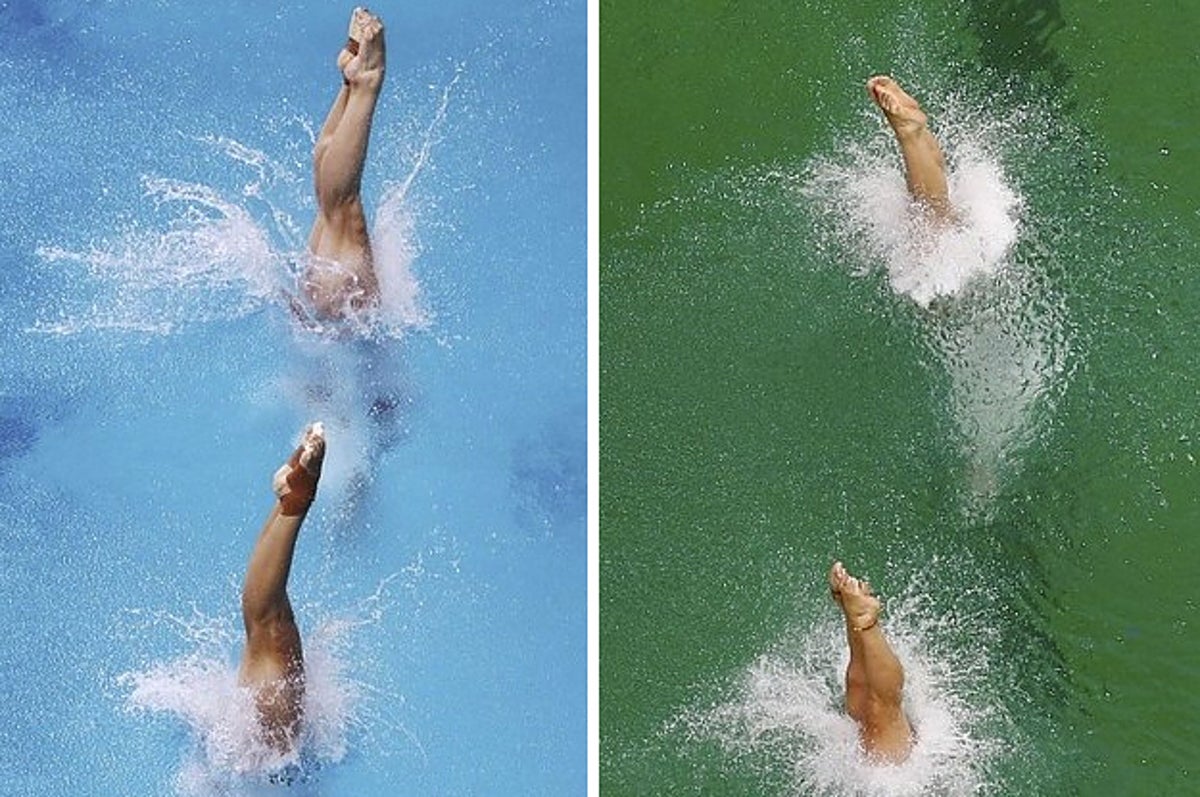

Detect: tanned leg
[830, 561, 913, 763]
[304, 8, 387, 319]
[238, 423, 326, 752]
[866, 75, 954, 222]
[307, 83, 351, 255]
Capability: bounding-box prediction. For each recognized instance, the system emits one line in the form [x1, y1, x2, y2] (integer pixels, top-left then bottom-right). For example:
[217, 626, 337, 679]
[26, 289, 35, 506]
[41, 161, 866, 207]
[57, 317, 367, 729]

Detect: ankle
[273, 458, 319, 516]
[278, 474, 316, 516]
[278, 492, 314, 516]
[852, 618, 878, 633]
[891, 120, 930, 142]
[347, 66, 385, 93]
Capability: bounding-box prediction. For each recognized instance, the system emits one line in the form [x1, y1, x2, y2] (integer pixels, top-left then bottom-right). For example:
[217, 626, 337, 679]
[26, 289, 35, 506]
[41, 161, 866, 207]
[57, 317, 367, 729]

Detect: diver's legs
[830, 561, 913, 763]
[866, 75, 952, 220]
[304, 8, 386, 318]
[238, 423, 325, 750]
[307, 83, 351, 251]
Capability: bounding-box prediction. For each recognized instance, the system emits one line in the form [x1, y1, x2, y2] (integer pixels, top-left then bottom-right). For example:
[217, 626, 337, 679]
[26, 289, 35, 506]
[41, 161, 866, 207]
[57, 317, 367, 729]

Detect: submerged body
[237, 423, 326, 751]
[829, 561, 913, 763]
[302, 7, 387, 319]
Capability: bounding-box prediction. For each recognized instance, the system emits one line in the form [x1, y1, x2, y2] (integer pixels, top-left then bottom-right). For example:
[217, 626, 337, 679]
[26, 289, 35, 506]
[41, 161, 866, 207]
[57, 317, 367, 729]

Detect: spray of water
[670, 570, 1009, 796]
[118, 576, 414, 795]
[119, 614, 349, 792]
[28, 68, 465, 341]
[367, 66, 462, 338]
[804, 133, 1021, 307]
[800, 97, 1071, 511]
[32, 176, 284, 336]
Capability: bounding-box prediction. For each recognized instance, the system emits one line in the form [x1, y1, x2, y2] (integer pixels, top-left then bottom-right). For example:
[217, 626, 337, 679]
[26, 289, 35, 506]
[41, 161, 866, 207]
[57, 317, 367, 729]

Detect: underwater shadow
[0, 406, 38, 475]
[963, 0, 1072, 105]
[510, 401, 586, 538]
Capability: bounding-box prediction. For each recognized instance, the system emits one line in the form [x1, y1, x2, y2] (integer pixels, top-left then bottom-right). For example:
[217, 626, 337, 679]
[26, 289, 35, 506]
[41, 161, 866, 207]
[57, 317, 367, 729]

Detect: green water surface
[601, 1, 1200, 794]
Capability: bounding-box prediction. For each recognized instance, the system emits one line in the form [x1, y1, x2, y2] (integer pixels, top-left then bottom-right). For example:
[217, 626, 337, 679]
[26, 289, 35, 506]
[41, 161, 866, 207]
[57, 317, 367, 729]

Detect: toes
[302, 424, 326, 467]
[830, 561, 849, 589]
[360, 13, 383, 41]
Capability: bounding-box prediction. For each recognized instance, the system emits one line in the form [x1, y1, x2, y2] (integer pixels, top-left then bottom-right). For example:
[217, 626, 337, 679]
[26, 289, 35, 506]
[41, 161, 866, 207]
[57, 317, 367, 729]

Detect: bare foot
[340, 7, 386, 91]
[829, 561, 881, 632]
[273, 423, 326, 516]
[866, 75, 927, 137]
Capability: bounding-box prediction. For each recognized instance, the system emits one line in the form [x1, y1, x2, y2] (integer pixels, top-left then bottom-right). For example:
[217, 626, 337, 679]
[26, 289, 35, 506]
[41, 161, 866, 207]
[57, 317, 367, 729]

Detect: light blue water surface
[0, 2, 585, 795]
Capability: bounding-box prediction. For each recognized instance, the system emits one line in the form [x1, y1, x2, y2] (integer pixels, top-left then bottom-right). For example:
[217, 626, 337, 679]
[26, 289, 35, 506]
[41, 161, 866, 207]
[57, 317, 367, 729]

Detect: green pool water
[600, 1, 1200, 794]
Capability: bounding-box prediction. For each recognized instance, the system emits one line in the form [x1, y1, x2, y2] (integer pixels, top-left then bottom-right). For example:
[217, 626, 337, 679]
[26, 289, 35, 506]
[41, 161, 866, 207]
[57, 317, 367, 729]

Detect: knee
[845, 664, 870, 698]
[242, 592, 294, 628]
[245, 609, 300, 650]
[865, 685, 905, 717]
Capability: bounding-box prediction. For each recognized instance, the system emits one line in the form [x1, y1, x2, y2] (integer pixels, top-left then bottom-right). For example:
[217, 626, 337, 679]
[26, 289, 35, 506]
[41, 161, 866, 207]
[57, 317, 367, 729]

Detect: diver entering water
[303, 7, 387, 320]
[829, 560, 913, 763]
[866, 75, 954, 223]
[238, 423, 325, 752]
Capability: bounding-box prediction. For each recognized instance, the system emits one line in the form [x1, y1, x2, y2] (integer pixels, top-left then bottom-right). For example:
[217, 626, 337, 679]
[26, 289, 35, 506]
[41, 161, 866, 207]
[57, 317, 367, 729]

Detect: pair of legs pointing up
[238, 424, 326, 752]
[829, 561, 913, 763]
[303, 6, 386, 319]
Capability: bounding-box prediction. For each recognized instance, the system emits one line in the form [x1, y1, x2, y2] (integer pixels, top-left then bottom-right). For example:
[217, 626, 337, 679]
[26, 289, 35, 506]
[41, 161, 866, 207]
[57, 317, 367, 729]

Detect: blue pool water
[0, 1, 585, 795]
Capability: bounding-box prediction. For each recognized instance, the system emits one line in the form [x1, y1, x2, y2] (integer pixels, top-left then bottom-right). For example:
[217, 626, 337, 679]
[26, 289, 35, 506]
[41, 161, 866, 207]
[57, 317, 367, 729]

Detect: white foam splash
[371, 186, 429, 335]
[671, 580, 1006, 796]
[119, 609, 360, 794]
[804, 135, 1021, 307]
[32, 176, 285, 335]
[116, 566, 425, 797]
[27, 63, 465, 341]
[801, 104, 1069, 511]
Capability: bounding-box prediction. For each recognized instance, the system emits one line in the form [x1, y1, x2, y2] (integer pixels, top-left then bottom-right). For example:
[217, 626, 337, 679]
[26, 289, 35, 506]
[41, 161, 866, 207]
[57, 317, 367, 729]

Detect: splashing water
[33, 176, 286, 336]
[802, 119, 1021, 307]
[670, 573, 1008, 796]
[28, 69, 466, 340]
[370, 187, 426, 335]
[367, 66, 462, 337]
[118, 577, 411, 795]
[800, 100, 1070, 511]
[120, 615, 351, 793]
